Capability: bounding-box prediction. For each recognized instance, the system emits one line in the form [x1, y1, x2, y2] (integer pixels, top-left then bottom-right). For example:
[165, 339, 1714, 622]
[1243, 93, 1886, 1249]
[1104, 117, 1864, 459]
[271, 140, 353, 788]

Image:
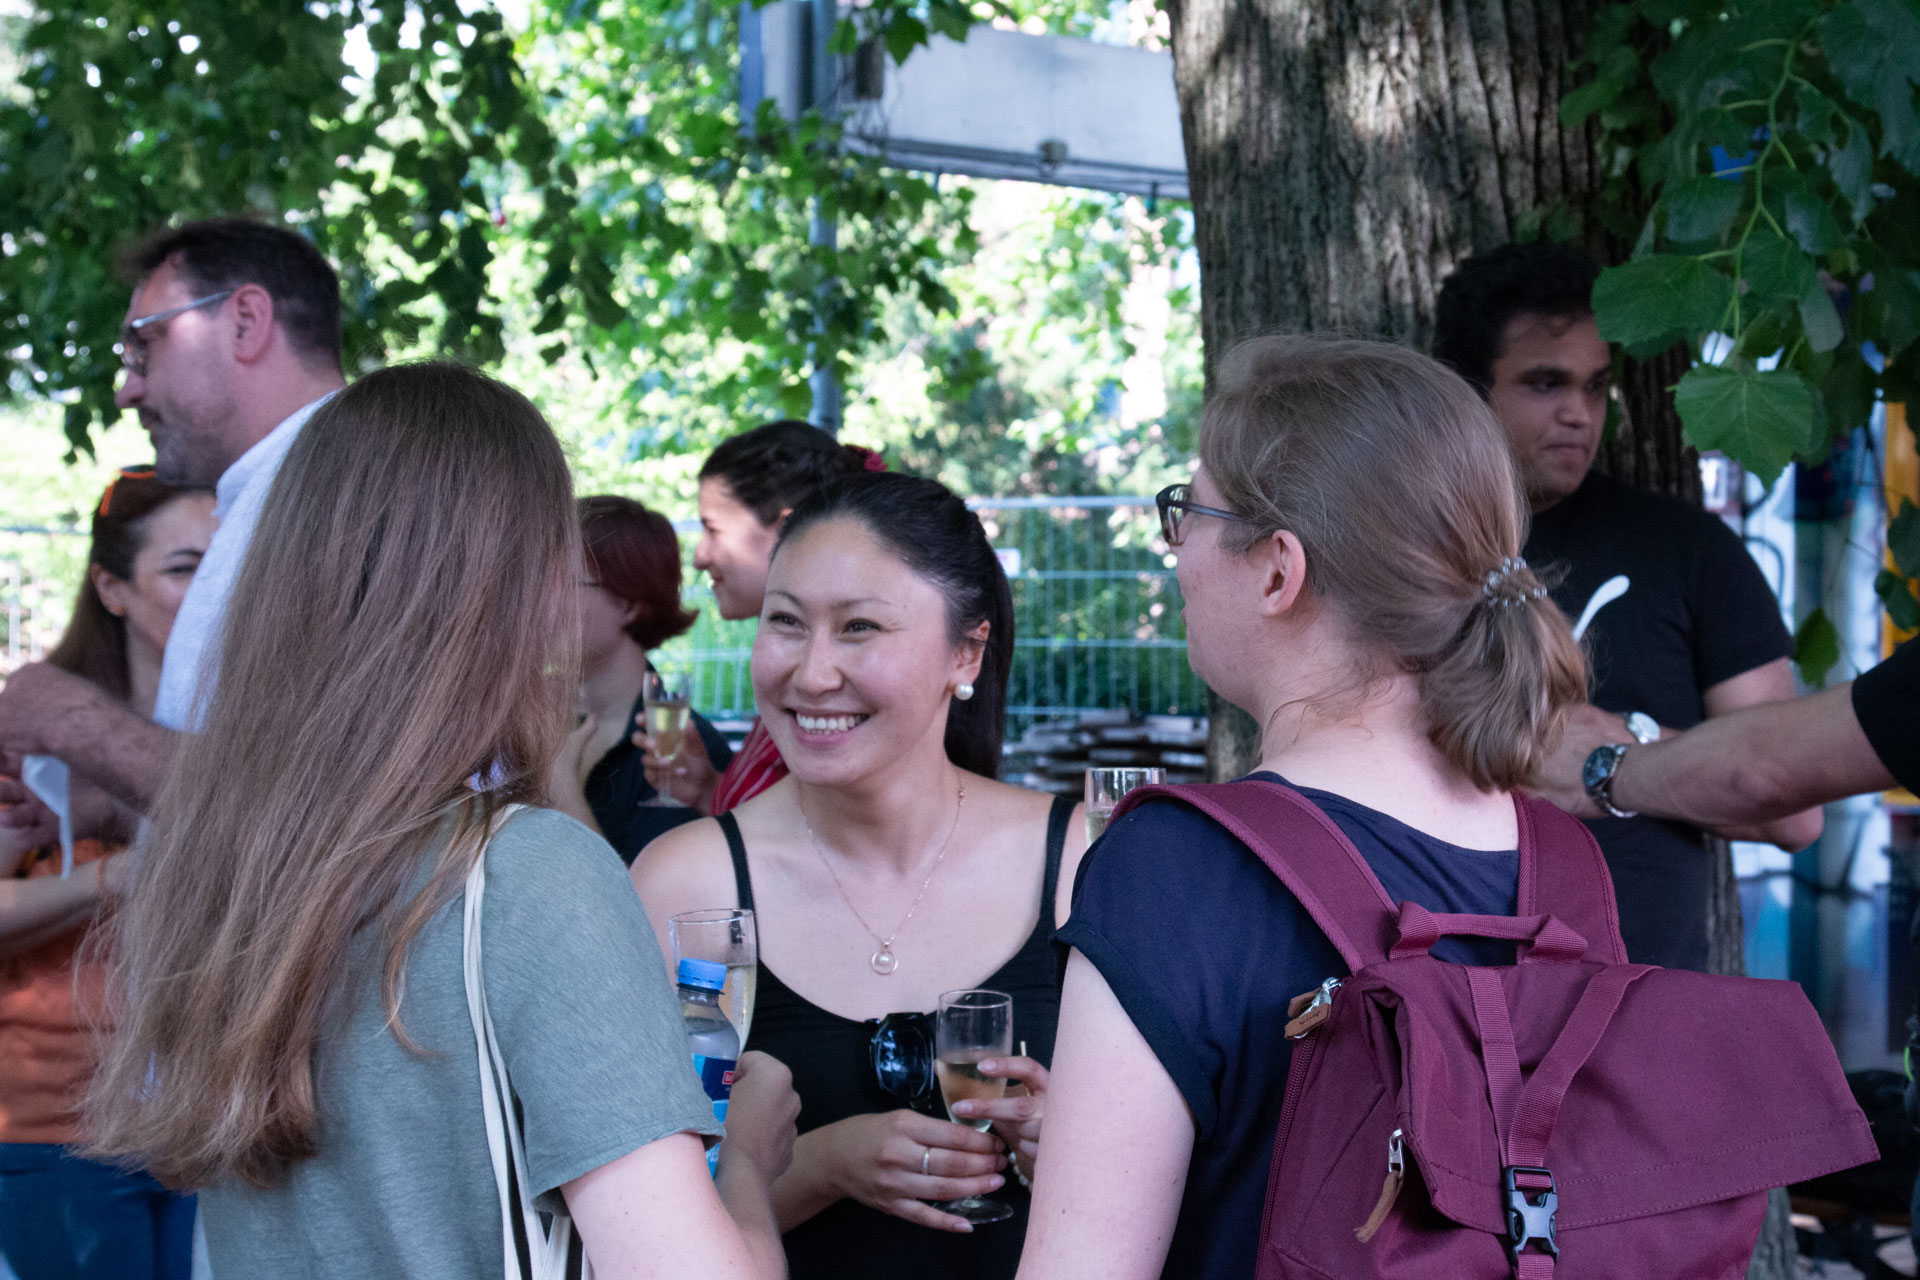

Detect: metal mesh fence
[0, 526, 86, 675]
[3, 498, 1205, 739]
[657, 495, 1205, 738]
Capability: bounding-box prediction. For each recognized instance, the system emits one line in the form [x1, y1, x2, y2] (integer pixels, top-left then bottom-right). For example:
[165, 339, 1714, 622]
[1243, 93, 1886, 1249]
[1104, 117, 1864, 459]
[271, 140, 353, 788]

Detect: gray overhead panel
[739, 1, 1189, 200]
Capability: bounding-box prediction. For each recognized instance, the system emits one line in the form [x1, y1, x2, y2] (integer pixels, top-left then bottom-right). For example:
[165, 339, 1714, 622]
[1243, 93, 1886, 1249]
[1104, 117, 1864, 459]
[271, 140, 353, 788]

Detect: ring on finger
[921, 1146, 932, 1176]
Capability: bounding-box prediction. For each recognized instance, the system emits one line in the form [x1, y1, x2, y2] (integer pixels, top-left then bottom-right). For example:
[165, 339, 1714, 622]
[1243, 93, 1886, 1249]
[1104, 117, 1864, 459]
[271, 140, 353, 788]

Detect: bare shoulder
[971, 775, 1088, 929]
[629, 816, 739, 923]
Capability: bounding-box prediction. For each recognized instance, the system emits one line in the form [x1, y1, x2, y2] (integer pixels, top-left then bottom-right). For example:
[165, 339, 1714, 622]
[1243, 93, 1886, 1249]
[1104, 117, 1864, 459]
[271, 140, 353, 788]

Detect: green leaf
[926, 0, 975, 44]
[1793, 608, 1843, 686]
[1793, 82, 1839, 146]
[1592, 255, 1735, 350]
[1799, 280, 1846, 352]
[1826, 113, 1877, 222]
[1672, 364, 1818, 486]
[1743, 233, 1818, 301]
[1821, 0, 1920, 169]
[1662, 175, 1744, 243]
[883, 15, 929, 65]
[1562, 74, 1625, 127]
[1778, 172, 1845, 254]
[1891, 498, 1920, 577]
[1823, 350, 1878, 435]
[1876, 569, 1920, 631]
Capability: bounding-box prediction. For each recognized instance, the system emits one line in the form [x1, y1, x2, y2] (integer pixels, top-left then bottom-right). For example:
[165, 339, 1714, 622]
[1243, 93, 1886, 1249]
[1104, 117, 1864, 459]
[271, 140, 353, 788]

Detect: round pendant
[871, 948, 898, 976]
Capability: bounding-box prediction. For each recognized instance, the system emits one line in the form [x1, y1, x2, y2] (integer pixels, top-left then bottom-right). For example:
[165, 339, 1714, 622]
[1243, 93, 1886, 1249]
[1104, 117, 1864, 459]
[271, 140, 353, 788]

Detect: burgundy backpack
[1110, 780, 1877, 1279]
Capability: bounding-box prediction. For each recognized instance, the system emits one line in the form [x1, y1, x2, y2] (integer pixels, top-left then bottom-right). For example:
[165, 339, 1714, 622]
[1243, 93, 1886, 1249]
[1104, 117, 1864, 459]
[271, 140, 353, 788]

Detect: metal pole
[807, 0, 843, 434]
[809, 198, 842, 435]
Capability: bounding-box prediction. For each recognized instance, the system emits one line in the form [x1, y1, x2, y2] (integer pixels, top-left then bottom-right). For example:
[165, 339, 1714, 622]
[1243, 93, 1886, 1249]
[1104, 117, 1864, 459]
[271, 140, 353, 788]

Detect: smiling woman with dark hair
[635, 471, 1088, 1280]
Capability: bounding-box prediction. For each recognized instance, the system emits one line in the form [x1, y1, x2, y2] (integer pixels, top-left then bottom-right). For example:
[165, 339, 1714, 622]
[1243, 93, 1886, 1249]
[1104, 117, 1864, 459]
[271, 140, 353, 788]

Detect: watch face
[1627, 712, 1659, 744]
[1582, 746, 1614, 793]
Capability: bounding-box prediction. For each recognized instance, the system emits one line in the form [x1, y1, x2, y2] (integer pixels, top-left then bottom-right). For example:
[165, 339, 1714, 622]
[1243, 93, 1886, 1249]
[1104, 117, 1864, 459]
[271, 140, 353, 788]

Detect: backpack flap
[1393, 961, 1879, 1235]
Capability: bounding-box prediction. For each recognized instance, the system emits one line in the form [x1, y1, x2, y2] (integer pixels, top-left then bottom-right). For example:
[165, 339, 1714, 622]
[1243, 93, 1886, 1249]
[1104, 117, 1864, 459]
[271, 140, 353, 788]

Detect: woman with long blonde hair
[83, 363, 796, 1279]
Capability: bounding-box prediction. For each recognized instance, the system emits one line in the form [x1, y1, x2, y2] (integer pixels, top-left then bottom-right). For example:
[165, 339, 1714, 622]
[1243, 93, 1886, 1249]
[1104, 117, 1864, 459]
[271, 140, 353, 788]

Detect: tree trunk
[1169, 0, 1790, 1271]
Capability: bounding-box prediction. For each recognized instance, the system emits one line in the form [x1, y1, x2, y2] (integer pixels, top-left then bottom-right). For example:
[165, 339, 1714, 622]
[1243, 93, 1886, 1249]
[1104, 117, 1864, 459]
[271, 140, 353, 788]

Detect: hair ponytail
[1421, 560, 1587, 792]
[1200, 334, 1588, 793]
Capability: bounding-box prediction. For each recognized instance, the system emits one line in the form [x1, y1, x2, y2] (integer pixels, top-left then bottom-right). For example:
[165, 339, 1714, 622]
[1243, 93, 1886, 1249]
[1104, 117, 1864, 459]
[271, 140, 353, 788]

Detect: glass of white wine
[642, 670, 693, 805]
[1083, 767, 1164, 845]
[932, 988, 1015, 1225]
[669, 908, 758, 1046]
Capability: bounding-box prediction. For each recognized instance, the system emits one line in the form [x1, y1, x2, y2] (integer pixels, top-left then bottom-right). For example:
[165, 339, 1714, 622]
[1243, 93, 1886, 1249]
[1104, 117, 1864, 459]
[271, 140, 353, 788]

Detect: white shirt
[153, 394, 333, 731]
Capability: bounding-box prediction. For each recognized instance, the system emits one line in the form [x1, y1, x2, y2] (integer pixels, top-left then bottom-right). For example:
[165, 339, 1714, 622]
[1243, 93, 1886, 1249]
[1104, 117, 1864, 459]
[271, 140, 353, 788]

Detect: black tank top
[717, 794, 1074, 1280]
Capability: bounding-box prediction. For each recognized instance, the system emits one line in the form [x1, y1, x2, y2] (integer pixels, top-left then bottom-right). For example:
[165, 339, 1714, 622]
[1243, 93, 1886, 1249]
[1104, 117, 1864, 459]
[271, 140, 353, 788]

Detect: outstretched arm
[0, 664, 178, 816]
[1535, 683, 1891, 828]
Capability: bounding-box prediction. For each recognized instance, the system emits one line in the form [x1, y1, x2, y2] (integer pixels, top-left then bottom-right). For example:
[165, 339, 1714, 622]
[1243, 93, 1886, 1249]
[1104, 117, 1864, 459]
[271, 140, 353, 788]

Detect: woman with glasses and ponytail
[635, 471, 1089, 1280]
[0, 468, 214, 1280]
[1016, 336, 1589, 1280]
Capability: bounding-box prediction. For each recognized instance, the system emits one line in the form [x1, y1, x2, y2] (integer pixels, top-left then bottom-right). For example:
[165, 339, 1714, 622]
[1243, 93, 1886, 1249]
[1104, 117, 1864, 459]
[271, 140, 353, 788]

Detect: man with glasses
[0, 219, 346, 820]
[1431, 242, 1820, 972]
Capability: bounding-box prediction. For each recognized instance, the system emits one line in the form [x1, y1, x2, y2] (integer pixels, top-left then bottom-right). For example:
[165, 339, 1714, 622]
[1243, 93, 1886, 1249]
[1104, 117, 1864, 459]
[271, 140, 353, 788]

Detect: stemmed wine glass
[932, 988, 1015, 1225]
[640, 670, 692, 806]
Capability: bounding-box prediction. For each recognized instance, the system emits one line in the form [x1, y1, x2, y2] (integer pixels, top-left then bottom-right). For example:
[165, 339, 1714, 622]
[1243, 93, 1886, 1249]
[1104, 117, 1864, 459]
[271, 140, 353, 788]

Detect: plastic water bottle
[678, 957, 739, 1175]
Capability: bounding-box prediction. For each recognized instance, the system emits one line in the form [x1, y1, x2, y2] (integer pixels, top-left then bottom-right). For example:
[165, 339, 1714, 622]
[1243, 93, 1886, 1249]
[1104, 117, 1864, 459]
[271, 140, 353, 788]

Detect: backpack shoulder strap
[1513, 795, 1629, 965]
[1110, 780, 1398, 970]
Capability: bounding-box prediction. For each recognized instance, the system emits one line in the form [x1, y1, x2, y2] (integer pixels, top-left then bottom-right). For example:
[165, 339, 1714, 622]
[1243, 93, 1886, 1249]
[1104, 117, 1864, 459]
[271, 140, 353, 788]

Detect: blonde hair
[1199, 334, 1586, 792]
[83, 363, 580, 1188]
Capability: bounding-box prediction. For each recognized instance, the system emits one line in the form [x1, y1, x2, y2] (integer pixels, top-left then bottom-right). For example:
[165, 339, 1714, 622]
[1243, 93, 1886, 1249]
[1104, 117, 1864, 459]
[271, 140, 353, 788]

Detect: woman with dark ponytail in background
[636, 472, 1088, 1280]
[643, 420, 875, 815]
[1015, 335, 1588, 1280]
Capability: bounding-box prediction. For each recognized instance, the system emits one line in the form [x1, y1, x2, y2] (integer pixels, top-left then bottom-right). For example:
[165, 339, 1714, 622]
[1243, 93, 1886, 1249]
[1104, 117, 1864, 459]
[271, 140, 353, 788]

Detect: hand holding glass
[670, 908, 758, 1045]
[932, 988, 1015, 1225]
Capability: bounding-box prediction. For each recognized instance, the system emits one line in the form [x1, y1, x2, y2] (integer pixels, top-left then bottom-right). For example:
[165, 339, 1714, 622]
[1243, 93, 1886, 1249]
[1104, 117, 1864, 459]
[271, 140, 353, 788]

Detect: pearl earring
[954, 682, 975, 702]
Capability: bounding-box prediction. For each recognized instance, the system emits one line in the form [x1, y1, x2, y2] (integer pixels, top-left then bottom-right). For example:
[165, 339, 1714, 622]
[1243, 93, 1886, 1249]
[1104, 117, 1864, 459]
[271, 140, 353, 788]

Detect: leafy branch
[1564, 0, 1920, 678]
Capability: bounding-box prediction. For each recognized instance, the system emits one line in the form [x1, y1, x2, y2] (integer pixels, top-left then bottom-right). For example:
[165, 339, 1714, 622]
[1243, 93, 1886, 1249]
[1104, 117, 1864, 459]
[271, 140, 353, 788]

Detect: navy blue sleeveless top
[718, 793, 1074, 1280]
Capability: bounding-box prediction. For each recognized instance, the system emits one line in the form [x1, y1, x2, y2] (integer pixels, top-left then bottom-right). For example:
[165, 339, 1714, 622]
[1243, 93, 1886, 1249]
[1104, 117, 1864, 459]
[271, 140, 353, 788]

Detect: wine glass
[932, 988, 1015, 1225]
[670, 908, 758, 1045]
[641, 670, 693, 806]
[1083, 767, 1164, 844]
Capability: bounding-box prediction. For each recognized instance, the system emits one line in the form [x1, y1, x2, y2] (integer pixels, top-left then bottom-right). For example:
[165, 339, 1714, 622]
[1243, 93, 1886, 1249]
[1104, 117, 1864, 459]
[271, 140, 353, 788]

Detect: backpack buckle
[1501, 1165, 1558, 1260]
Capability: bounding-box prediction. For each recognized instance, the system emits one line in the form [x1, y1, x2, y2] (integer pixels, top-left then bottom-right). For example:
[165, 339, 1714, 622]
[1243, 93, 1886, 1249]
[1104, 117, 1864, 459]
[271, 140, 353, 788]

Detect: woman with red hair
[547, 495, 736, 862]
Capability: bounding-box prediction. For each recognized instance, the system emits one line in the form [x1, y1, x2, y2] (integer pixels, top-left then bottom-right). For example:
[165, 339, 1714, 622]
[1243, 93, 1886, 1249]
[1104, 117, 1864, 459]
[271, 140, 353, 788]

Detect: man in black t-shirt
[1434, 243, 1823, 970]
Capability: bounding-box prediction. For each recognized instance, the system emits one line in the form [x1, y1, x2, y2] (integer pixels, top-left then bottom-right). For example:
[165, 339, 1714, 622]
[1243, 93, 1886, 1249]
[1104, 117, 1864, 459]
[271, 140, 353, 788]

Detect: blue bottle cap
[677, 957, 728, 991]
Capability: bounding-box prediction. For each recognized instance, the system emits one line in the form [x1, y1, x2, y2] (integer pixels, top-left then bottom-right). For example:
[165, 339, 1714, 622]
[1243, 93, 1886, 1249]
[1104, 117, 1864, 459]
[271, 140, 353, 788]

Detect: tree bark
[1169, 0, 1789, 1271]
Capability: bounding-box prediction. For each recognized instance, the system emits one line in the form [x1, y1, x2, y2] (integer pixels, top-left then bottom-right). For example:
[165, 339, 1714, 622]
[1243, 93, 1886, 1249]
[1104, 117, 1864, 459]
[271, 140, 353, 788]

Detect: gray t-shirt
[200, 807, 720, 1279]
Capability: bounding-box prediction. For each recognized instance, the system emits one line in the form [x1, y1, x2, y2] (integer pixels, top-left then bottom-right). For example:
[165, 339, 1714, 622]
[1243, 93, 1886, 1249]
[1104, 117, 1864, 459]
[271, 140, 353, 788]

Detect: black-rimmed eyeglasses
[117, 289, 235, 377]
[1155, 483, 1258, 548]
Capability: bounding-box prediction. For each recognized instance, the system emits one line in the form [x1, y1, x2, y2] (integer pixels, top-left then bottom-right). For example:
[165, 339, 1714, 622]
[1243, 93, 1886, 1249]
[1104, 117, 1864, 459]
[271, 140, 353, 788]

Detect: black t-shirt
[1855, 640, 1920, 792]
[1056, 774, 1517, 1280]
[1526, 472, 1792, 970]
[583, 692, 734, 864]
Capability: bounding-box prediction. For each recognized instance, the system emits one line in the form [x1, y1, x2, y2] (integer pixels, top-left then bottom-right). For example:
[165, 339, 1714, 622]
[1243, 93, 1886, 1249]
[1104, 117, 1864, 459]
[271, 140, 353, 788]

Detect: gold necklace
[799, 779, 967, 976]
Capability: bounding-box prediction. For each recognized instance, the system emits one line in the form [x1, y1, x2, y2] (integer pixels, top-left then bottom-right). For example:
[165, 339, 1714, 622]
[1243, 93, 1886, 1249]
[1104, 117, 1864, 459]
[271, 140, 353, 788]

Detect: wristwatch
[1582, 742, 1638, 819]
[1625, 711, 1661, 744]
